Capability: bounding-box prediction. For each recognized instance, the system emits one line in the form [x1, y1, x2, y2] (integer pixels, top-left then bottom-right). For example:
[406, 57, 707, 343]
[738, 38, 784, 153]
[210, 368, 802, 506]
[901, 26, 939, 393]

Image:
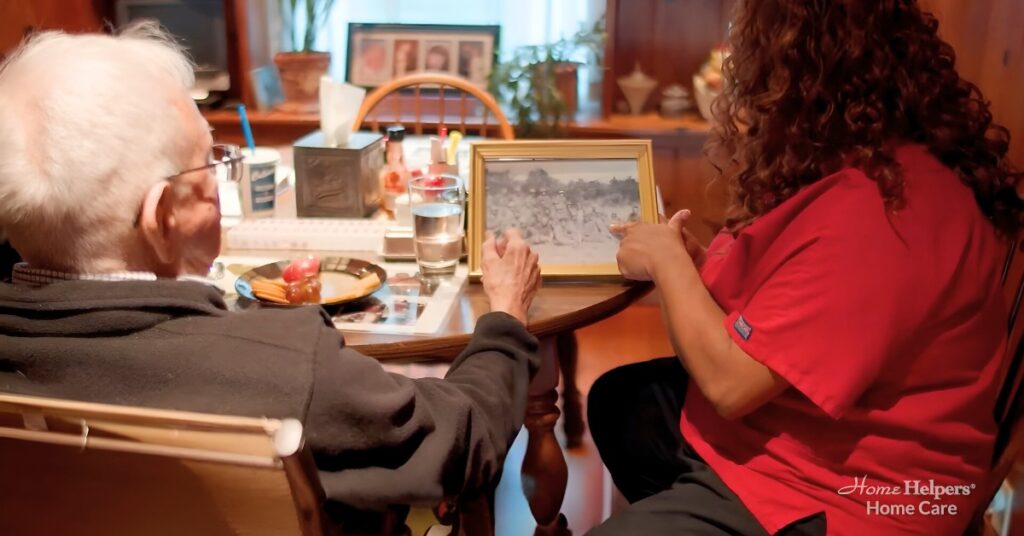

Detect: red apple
[423, 175, 446, 188]
[282, 256, 320, 283]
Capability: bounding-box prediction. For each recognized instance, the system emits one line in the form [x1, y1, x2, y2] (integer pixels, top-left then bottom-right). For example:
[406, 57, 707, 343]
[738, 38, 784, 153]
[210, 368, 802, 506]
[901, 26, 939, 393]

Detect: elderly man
[0, 23, 542, 528]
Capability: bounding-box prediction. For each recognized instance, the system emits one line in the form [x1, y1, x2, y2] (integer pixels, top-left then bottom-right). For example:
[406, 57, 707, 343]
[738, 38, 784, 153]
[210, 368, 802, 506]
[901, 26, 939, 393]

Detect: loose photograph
[332, 271, 438, 328]
[385, 272, 439, 298]
[484, 159, 642, 266]
[334, 297, 426, 327]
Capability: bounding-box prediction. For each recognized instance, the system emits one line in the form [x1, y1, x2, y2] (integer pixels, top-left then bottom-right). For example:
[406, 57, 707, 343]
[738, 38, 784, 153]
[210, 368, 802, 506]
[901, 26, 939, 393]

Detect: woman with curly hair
[588, 0, 1022, 534]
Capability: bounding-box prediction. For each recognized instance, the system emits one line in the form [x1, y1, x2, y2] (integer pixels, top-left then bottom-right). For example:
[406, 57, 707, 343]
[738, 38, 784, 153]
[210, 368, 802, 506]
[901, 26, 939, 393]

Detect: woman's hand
[610, 209, 707, 272]
[615, 221, 691, 281]
[666, 210, 708, 269]
[611, 209, 708, 281]
[480, 229, 541, 325]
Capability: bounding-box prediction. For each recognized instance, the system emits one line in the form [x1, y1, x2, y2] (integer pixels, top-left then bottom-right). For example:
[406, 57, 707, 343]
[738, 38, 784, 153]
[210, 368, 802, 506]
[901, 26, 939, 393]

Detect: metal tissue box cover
[294, 130, 384, 217]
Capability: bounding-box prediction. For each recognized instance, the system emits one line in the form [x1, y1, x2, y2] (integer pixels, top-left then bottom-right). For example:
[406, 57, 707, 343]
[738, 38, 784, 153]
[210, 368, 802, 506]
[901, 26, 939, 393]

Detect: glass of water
[409, 174, 465, 277]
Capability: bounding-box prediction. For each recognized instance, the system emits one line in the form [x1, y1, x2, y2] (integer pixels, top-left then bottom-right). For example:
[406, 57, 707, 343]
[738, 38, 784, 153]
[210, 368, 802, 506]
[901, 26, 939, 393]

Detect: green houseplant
[274, 0, 337, 113]
[490, 16, 606, 138]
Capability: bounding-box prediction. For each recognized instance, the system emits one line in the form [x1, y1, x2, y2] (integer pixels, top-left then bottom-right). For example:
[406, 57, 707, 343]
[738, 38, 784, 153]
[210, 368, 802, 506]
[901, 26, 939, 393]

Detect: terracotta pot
[273, 52, 331, 113]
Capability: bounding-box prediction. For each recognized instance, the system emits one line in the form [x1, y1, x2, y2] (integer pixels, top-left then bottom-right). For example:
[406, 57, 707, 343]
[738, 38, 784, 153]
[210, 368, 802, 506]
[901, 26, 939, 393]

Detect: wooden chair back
[994, 236, 1024, 474]
[353, 73, 514, 139]
[970, 236, 1024, 534]
[0, 393, 334, 536]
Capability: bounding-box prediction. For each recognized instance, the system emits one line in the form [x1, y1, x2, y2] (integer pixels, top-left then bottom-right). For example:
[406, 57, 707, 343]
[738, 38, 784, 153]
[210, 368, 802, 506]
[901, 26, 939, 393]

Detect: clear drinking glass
[408, 174, 465, 277]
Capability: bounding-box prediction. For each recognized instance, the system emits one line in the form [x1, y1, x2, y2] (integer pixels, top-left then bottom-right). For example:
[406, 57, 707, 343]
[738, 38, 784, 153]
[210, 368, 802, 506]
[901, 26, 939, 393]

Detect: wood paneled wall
[232, 0, 276, 108]
[0, 0, 269, 108]
[922, 0, 1024, 167]
[0, 1, 112, 58]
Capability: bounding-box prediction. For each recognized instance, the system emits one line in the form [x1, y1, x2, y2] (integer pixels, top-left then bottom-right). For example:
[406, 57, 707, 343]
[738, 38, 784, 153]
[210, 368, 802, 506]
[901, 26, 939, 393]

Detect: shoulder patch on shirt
[734, 315, 753, 341]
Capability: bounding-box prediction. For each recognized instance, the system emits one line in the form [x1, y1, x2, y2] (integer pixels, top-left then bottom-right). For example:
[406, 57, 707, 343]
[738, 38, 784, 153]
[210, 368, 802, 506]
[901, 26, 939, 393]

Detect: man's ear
[138, 181, 178, 265]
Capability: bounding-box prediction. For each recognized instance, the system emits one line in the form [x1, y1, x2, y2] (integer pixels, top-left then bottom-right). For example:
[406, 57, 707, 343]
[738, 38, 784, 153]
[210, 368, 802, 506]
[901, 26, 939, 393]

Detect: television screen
[117, 0, 229, 92]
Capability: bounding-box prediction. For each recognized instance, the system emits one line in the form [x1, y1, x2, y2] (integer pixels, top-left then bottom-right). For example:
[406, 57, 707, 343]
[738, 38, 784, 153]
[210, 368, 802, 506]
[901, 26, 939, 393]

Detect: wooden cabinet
[568, 114, 727, 244]
[204, 108, 319, 147]
[0, 1, 112, 58]
[225, 0, 275, 109]
[0, 0, 273, 110]
[602, 0, 735, 117]
[594, 0, 739, 242]
[589, 0, 1024, 246]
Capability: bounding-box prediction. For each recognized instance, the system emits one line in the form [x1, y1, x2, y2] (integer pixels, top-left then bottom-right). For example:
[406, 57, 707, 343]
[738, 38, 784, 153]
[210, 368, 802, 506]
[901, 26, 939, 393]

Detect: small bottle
[379, 126, 411, 213]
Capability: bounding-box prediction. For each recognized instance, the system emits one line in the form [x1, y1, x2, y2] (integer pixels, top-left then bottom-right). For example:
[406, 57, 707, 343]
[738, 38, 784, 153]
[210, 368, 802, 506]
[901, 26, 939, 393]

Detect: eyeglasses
[133, 144, 244, 227]
[166, 143, 244, 183]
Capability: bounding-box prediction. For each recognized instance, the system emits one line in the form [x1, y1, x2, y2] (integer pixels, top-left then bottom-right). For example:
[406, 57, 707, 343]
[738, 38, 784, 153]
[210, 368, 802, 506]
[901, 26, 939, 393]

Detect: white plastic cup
[240, 147, 279, 219]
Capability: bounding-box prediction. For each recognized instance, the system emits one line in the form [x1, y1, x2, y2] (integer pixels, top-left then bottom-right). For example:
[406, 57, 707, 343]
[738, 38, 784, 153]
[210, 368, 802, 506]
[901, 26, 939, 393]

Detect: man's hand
[481, 229, 541, 325]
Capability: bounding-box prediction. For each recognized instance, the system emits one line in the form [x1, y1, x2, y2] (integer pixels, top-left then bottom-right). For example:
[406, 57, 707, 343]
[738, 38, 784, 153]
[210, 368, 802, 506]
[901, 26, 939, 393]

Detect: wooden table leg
[556, 332, 585, 449]
[522, 337, 570, 535]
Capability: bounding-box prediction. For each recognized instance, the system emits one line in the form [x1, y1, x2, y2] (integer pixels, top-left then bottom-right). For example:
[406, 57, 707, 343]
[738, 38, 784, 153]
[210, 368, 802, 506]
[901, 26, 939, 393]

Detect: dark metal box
[293, 130, 384, 218]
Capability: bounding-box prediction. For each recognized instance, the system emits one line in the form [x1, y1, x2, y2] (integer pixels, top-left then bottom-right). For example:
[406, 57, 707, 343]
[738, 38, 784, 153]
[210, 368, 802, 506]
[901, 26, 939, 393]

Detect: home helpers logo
[837, 476, 976, 516]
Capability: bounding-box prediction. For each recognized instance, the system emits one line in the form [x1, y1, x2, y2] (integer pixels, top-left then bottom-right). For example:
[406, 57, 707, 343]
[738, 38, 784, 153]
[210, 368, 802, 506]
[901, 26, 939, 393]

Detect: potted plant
[275, 0, 337, 113]
[491, 16, 606, 138]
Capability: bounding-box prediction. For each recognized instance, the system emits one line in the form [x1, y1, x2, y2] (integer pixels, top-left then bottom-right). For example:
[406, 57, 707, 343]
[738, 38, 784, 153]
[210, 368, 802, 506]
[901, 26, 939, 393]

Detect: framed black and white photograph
[346, 23, 499, 88]
[468, 140, 658, 279]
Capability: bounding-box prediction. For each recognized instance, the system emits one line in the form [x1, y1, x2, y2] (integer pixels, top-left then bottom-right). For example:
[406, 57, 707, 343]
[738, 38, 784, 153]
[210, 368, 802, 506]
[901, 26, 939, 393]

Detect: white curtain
[322, 0, 604, 83]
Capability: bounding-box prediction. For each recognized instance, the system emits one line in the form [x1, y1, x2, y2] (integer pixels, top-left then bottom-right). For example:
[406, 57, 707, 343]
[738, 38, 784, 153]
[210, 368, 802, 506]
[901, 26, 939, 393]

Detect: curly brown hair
[710, 0, 1022, 237]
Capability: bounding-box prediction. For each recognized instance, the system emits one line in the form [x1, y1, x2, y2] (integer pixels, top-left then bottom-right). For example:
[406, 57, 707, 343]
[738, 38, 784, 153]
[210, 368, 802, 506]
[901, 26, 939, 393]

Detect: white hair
[0, 21, 196, 271]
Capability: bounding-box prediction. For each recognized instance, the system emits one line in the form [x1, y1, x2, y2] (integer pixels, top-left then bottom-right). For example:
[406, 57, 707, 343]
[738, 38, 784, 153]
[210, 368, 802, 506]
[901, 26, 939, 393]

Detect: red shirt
[681, 145, 1009, 535]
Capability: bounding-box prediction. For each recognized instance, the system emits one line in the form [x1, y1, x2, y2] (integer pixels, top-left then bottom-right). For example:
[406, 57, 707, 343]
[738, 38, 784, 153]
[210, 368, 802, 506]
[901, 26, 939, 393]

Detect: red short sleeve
[721, 177, 917, 419]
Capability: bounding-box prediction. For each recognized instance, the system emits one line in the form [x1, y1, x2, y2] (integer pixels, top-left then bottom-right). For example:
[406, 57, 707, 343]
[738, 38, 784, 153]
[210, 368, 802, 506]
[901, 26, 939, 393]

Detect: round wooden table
[345, 278, 648, 360]
[349, 277, 650, 534]
[363, 278, 649, 534]
[225, 248, 649, 534]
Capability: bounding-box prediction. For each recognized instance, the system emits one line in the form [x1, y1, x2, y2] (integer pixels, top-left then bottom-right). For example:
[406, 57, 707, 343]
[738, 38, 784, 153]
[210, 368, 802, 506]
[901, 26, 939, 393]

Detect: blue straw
[237, 105, 256, 153]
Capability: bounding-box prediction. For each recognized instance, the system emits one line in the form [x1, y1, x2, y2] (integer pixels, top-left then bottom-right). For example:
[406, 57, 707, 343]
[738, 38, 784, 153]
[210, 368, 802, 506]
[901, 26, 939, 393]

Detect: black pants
[587, 357, 826, 535]
[0, 239, 20, 283]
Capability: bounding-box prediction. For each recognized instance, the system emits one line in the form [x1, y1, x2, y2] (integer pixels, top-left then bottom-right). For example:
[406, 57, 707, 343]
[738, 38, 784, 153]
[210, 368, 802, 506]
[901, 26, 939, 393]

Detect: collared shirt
[680, 145, 1006, 535]
[11, 262, 216, 289]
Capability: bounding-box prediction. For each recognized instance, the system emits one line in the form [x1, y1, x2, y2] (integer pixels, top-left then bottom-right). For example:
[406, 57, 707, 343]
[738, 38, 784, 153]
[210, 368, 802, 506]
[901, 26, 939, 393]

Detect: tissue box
[293, 130, 384, 218]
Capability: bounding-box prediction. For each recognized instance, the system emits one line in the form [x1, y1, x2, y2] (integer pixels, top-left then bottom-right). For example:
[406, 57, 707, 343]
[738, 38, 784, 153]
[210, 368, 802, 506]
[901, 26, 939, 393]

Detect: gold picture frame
[468, 139, 658, 280]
